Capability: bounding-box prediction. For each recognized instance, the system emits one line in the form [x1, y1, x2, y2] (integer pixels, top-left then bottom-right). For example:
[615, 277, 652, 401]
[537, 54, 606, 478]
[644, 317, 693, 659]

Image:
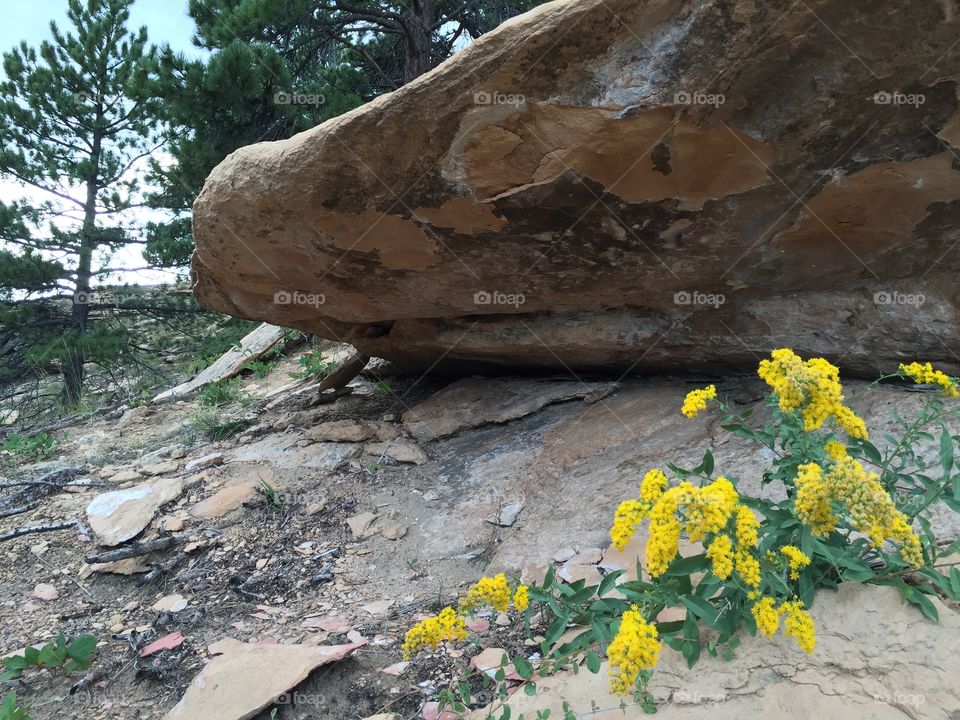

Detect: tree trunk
[62, 132, 101, 406]
[403, 0, 434, 83]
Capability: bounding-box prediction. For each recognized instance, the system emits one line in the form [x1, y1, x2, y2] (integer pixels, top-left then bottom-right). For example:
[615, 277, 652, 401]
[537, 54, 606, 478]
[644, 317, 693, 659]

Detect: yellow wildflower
[780, 545, 811, 580]
[758, 349, 868, 439]
[735, 547, 761, 588]
[706, 533, 734, 579]
[460, 573, 512, 613]
[611, 499, 646, 551]
[683, 477, 739, 542]
[513, 585, 530, 612]
[402, 607, 468, 659]
[780, 599, 816, 653]
[639, 469, 669, 505]
[825, 456, 922, 566]
[645, 490, 682, 577]
[793, 462, 836, 536]
[607, 606, 661, 695]
[734, 506, 760, 548]
[824, 440, 847, 461]
[681, 384, 717, 418]
[751, 596, 780, 637]
[900, 362, 959, 398]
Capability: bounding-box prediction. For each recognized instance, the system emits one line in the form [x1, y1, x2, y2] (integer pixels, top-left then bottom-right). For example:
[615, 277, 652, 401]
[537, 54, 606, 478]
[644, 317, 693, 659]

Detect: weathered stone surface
[364, 439, 429, 465]
[85, 476, 185, 546]
[403, 378, 617, 441]
[165, 638, 364, 720]
[471, 584, 959, 719]
[192, 0, 960, 376]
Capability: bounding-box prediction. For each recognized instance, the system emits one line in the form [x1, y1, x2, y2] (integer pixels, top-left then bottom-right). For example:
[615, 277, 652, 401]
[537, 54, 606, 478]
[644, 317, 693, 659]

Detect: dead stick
[85, 536, 175, 564]
[0, 520, 82, 542]
[0, 501, 42, 518]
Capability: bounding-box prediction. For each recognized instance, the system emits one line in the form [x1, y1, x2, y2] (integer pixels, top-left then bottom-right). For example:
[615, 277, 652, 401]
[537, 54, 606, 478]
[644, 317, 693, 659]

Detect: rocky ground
[1, 345, 958, 720]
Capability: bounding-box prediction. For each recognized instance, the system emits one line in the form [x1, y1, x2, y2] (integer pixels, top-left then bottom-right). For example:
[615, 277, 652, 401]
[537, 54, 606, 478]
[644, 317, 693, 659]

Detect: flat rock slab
[470, 584, 959, 719]
[164, 638, 365, 720]
[85, 476, 185, 546]
[191, 0, 960, 377]
[154, 323, 285, 403]
[403, 378, 617, 441]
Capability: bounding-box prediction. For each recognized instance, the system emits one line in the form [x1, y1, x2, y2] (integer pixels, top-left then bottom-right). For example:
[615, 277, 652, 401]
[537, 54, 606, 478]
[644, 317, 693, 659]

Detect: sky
[0, 0, 200, 59]
[0, 0, 202, 287]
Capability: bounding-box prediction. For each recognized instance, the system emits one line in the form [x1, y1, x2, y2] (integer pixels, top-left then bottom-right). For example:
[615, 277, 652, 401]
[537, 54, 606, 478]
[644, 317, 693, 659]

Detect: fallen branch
[0, 466, 87, 488]
[0, 519, 83, 542]
[85, 536, 176, 564]
[0, 501, 42, 518]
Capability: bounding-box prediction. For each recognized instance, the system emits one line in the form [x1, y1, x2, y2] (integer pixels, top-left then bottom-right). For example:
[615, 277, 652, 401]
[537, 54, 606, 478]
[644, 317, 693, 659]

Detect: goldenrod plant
[404, 350, 960, 717]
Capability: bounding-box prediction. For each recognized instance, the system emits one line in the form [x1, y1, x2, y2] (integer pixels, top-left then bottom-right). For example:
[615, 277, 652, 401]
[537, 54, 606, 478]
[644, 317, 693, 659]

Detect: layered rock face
[192, 0, 960, 376]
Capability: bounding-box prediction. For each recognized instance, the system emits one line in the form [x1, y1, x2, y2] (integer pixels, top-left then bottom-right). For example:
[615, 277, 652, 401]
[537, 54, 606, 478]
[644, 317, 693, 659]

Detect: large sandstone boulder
[192, 0, 960, 376]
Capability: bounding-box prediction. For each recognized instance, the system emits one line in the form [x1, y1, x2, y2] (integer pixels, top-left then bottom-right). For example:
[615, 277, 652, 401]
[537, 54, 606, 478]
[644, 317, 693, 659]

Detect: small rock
[110, 468, 142, 483]
[381, 524, 408, 541]
[189, 482, 257, 519]
[346, 511, 378, 539]
[160, 515, 185, 532]
[29, 584, 59, 601]
[185, 452, 224, 472]
[139, 632, 186, 657]
[495, 613, 511, 627]
[306, 501, 327, 515]
[153, 594, 189, 613]
[361, 599, 393, 616]
[552, 547, 576, 563]
[380, 662, 410, 676]
[138, 460, 180, 476]
[169, 447, 187, 459]
[486, 501, 524, 527]
[365, 440, 429, 465]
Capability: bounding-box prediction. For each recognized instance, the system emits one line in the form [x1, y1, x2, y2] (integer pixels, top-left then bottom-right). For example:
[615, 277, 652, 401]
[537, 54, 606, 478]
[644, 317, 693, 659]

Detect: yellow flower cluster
[780, 599, 816, 653]
[513, 585, 529, 612]
[681, 384, 717, 418]
[779, 545, 811, 580]
[610, 470, 669, 550]
[610, 472, 762, 584]
[749, 596, 816, 653]
[758, 349, 868, 439]
[706, 533, 734, 579]
[900, 362, 959, 398]
[794, 458, 922, 566]
[824, 440, 847, 461]
[460, 573, 512, 613]
[607, 605, 662, 694]
[401, 607, 468, 659]
[404, 576, 531, 659]
[751, 596, 780, 637]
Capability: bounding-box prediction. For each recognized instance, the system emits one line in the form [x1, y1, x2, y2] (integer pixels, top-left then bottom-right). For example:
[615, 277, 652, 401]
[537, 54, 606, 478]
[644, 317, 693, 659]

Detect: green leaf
[679, 595, 720, 629]
[524, 682, 537, 697]
[66, 635, 97, 663]
[514, 655, 534, 680]
[585, 651, 601, 674]
[598, 570, 624, 598]
[940, 427, 955, 480]
[703, 450, 714, 477]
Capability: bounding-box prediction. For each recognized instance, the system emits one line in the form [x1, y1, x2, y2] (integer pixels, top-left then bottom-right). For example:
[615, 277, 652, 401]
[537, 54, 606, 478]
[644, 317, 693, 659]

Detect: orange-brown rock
[192, 0, 960, 376]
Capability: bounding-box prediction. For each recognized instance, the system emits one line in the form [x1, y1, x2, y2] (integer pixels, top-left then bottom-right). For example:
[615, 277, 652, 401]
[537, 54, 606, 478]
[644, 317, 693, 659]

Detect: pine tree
[0, 0, 162, 403]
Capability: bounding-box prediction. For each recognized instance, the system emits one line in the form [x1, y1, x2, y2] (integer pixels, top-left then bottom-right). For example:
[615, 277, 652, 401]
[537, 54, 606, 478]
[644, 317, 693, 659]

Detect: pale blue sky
[1, 0, 201, 59]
